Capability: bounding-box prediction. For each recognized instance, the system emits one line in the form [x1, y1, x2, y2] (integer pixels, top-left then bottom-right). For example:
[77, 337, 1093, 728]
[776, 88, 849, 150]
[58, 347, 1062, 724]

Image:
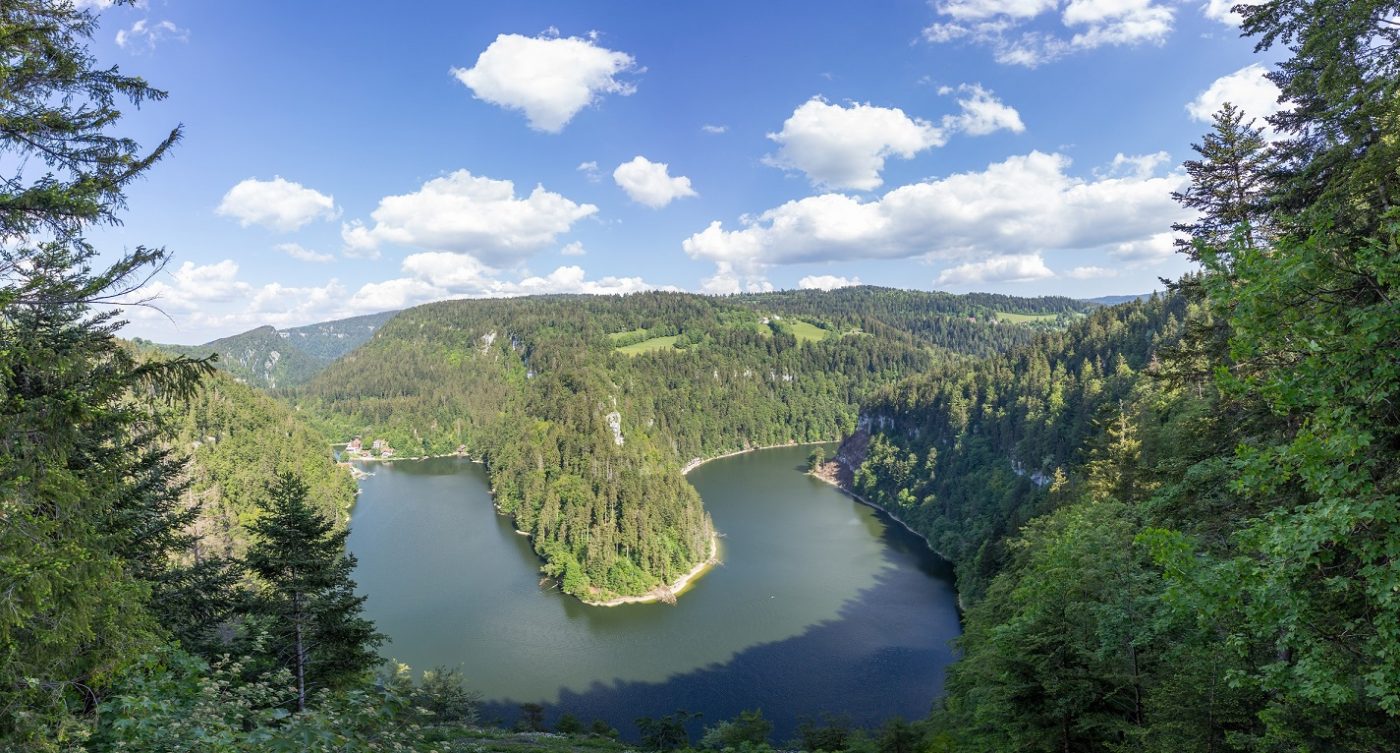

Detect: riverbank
[581, 530, 721, 607]
[680, 439, 833, 475]
[589, 441, 834, 607]
[809, 457, 966, 613]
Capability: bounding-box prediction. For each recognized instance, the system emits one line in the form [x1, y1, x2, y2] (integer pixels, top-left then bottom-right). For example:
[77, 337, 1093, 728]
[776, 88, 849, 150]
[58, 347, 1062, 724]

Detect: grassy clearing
[777, 318, 831, 343]
[995, 311, 1063, 324]
[616, 335, 680, 355]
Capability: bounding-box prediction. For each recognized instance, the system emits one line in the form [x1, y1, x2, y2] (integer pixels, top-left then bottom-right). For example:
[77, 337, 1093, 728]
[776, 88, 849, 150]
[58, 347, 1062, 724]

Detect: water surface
[347, 445, 961, 738]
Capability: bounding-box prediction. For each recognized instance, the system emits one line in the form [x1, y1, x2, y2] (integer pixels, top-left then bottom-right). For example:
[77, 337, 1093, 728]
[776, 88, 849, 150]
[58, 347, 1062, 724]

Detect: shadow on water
[480, 509, 961, 743]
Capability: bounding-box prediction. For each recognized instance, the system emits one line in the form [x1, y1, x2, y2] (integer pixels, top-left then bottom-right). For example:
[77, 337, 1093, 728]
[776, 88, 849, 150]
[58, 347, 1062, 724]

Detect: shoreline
[680, 439, 834, 475]
[808, 462, 966, 613]
[580, 531, 721, 607]
[588, 440, 833, 607]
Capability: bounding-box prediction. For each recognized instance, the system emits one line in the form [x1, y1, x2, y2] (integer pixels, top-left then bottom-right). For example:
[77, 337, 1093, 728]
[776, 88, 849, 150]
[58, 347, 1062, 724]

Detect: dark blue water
[346, 445, 961, 741]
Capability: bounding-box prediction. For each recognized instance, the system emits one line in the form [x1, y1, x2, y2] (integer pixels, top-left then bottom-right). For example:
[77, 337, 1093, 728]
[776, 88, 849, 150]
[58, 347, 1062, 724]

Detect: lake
[346, 444, 962, 741]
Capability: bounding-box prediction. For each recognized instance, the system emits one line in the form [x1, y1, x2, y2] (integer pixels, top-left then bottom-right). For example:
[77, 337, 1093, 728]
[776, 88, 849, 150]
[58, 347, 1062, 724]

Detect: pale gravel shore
[580, 531, 720, 607]
[584, 440, 835, 607]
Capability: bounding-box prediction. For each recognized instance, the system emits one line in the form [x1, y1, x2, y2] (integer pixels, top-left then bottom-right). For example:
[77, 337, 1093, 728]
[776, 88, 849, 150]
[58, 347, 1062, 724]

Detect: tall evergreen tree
[1170, 102, 1274, 261]
[245, 473, 381, 712]
[0, 2, 210, 747]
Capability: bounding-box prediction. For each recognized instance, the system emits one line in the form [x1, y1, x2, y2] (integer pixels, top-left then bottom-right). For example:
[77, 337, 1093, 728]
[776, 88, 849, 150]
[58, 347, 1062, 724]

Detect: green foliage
[616, 334, 682, 355]
[0, 3, 214, 746]
[700, 709, 772, 749]
[89, 647, 448, 753]
[635, 711, 699, 751]
[244, 474, 383, 711]
[855, 2, 1400, 749]
[169, 367, 357, 560]
[794, 714, 853, 752]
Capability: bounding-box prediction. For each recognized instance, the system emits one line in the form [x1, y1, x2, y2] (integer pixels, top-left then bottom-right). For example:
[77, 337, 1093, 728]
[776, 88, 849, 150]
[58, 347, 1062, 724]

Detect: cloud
[346, 253, 675, 310]
[937, 253, 1055, 284]
[764, 97, 947, 191]
[1104, 151, 1172, 178]
[1110, 231, 1176, 262]
[798, 274, 862, 291]
[131, 260, 348, 334]
[276, 243, 334, 263]
[684, 151, 1186, 275]
[1186, 64, 1283, 132]
[340, 170, 597, 266]
[924, 0, 1174, 67]
[577, 161, 602, 182]
[763, 90, 1024, 191]
[700, 262, 774, 295]
[217, 177, 338, 232]
[451, 33, 638, 133]
[1067, 265, 1119, 278]
[1202, 0, 1261, 25]
[942, 84, 1026, 135]
[560, 241, 586, 256]
[115, 18, 188, 51]
[701, 124, 729, 134]
[126, 256, 673, 342]
[612, 156, 698, 208]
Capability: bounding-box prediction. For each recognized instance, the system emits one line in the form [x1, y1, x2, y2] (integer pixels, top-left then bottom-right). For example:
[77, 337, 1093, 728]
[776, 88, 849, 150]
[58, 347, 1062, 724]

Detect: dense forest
[3, 0, 1398, 751]
[836, 1, 1400, 748]
[296, 288, 1082, 600]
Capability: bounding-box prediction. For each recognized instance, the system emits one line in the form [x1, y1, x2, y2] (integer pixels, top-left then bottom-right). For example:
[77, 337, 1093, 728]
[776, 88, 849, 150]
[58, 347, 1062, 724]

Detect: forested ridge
[297, 288, 1082, 599]
[838, 0, 1400, 747]
[146, 310, 396, 390]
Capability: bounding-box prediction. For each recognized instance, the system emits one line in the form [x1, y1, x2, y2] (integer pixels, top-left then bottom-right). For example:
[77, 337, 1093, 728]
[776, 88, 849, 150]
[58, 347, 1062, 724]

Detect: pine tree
[245, 473, 382, 711]
[0, 2, 208, 746]
[1170, 103, 1274, 262]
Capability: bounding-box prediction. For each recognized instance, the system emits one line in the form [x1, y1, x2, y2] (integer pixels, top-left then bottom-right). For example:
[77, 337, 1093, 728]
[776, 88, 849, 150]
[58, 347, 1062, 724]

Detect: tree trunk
[294, 589, 306, 713]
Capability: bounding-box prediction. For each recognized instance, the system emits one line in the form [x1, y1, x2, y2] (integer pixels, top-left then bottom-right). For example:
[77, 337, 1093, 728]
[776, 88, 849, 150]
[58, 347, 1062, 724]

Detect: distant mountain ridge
[148, 310, 397, 389]
[1081, 293, 1154, 306]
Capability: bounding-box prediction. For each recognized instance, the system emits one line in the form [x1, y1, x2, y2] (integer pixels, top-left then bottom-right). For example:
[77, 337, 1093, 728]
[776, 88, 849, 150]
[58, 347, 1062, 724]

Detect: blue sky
[88, 0, 1284, 343]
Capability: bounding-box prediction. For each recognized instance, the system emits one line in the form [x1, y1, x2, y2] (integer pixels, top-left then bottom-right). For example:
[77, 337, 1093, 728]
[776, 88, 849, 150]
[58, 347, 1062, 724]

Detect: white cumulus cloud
[276, 243, 334, 263]
[925, 0, 1175, 67]
[942, 84, 1026, 135]
[612, 156, 698, 208]
[217, 177, 338, 232]
[765, 97, 947, 191]
[684, 151, 1186, 275]
[764, 91, 1024, 191]
[701, 124, 729, 134]
[798, 275, 862, 291]
[560, 241, 586, 256]
[937, 253, 1055, 285]
[1187, 64, 1283, 134]
[340, 170, 597, 266]
[451, 33, 638, 133]
[346, 253, 673, 311]
[1067, 265, 1119, 279]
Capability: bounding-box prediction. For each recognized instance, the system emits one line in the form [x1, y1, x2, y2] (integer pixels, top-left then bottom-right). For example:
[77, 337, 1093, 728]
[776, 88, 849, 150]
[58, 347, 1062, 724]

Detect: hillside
[172, 367, 358, 559]
[150, 311, 397, 389]
[295, 287, 1079, 602]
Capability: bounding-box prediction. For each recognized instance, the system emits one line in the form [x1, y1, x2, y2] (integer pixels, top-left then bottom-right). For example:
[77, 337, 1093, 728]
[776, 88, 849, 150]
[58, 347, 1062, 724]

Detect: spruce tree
[1170, 102, 1274, 262]
[245, 473, 381, 711]
[0, 2, 211, 746]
